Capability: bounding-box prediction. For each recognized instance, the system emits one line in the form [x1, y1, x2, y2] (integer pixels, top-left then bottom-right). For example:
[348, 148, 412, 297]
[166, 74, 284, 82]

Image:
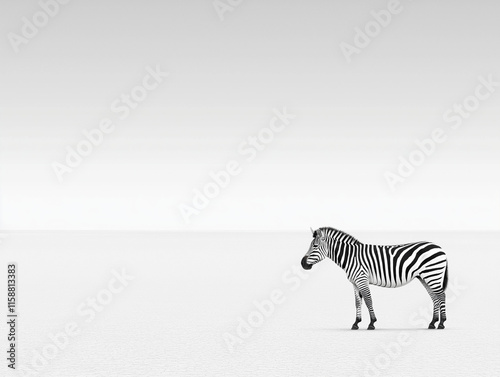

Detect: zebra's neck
[328, 240, 360, 270]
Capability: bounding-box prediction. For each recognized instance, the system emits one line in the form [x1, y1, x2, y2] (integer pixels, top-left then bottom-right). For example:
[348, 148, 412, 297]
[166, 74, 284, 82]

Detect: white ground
[1, 231, 499, 377]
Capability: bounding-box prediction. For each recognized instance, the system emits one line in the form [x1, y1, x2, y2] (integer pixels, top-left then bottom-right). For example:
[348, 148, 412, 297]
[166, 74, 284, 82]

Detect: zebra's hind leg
[417, 277, 439, 329]
[351, 284, 362, 330]
[437, 292, 446, 329]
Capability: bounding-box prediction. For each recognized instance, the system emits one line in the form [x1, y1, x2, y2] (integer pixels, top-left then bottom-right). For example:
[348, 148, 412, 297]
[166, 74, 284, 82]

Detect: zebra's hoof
[351, 324, 359, 330]
[428, 324, 436, 329]
[367, 324, 375, 330]
[437, 324, 445, 329]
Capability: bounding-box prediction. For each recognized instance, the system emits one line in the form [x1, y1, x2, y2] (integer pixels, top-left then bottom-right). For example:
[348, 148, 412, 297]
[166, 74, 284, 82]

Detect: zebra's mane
[320, 227, 361, 245]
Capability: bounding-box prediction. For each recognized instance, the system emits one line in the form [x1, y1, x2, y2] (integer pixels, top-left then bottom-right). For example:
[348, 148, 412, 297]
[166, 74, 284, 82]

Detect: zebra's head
[301, 228, 329, 270]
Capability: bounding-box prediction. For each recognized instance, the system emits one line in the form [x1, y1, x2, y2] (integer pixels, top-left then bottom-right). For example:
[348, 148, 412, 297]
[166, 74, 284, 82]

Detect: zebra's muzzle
[301, 256, 312, 270]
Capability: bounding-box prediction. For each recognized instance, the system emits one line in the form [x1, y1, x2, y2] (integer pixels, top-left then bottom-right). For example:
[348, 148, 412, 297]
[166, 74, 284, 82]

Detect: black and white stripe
[301, 227, 448, 330]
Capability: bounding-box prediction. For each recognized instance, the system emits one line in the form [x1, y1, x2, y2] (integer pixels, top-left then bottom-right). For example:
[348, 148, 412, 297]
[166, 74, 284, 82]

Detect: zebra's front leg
[351, 284, 362, 330]
[356, 280, 377, 330]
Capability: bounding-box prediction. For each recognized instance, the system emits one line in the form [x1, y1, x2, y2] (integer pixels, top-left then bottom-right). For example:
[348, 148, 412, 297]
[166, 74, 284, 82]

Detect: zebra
[301, 227, 448, 330]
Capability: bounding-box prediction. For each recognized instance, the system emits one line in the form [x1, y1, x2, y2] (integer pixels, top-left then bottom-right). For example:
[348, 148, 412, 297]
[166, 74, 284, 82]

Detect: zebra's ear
[310, 227, 314, 235]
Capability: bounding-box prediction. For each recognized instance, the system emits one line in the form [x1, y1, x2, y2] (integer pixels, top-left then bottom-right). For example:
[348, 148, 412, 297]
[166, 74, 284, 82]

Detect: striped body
[301, 227, 448, 330]
[340, 242, 447, 289]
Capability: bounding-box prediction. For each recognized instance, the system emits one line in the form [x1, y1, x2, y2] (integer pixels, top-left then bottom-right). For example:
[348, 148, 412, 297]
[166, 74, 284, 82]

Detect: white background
[1, 0, 499, 231]
[1, 1, 499, 377]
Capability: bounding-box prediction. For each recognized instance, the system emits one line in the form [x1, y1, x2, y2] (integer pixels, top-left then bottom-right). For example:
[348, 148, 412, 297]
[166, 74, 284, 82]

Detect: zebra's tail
[442, 262, 448, 291]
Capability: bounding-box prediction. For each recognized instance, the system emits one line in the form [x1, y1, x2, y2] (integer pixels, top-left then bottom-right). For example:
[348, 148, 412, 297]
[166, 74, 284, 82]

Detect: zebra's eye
[320, 237, 325, 241]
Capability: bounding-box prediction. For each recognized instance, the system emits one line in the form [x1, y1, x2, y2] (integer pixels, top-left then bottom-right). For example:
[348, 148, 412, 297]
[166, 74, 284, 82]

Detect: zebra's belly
[369, 275, 414, 288]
